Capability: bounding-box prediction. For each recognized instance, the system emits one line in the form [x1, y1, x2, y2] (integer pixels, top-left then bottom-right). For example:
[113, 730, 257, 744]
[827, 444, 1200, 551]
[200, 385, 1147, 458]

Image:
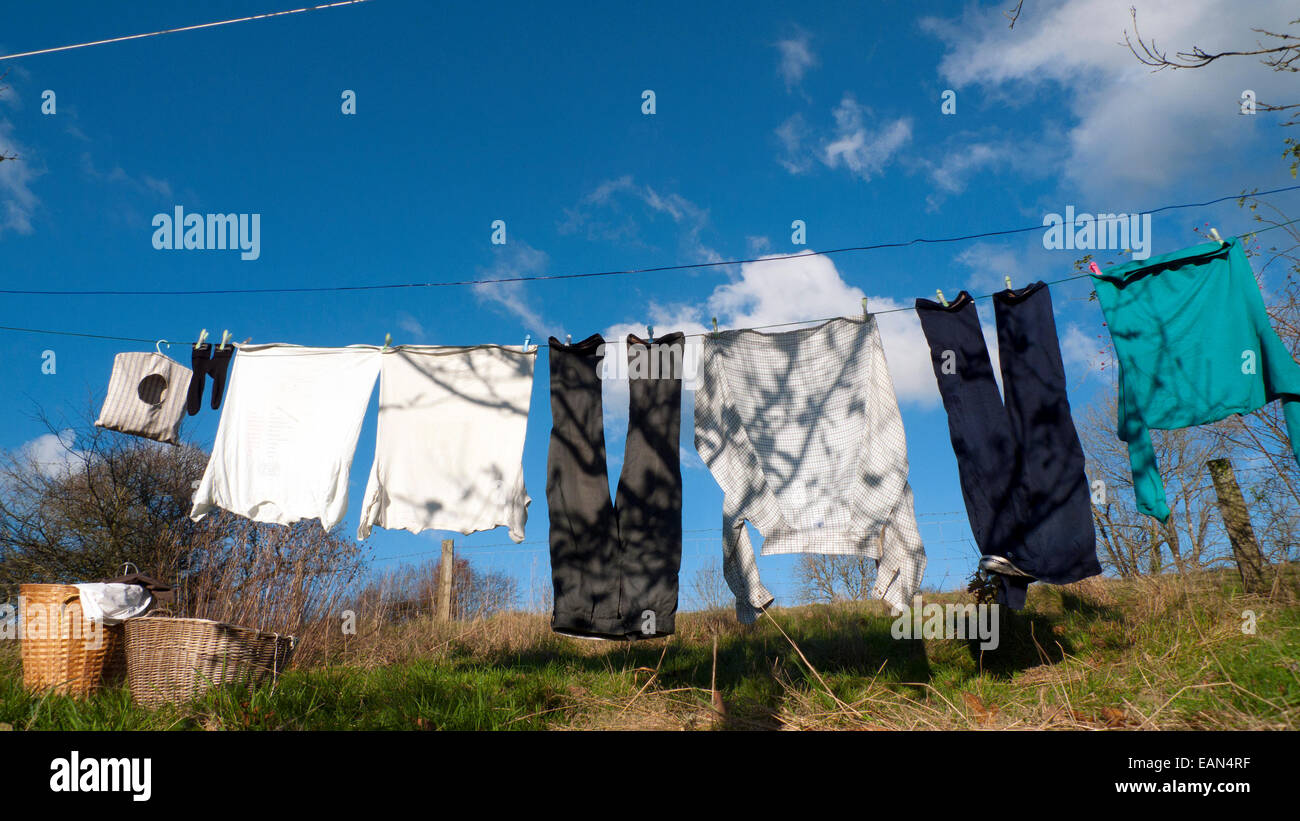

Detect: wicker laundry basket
[19, 584, 126, 696]
[123, 616, 296, 707]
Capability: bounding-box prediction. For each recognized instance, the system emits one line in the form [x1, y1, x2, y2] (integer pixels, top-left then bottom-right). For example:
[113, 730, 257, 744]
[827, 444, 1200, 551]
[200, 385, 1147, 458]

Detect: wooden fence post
[1206, 458, 1269, 592]
[439, 539, 455, 621]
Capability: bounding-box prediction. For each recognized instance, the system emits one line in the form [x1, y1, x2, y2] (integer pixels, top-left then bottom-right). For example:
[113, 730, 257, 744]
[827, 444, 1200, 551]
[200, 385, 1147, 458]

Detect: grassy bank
[2, 570, 1296, 730]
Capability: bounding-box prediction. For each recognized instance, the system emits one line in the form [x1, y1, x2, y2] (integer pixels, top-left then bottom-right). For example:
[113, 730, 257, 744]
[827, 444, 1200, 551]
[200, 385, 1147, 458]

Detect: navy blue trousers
[916, 283, 1100, 608]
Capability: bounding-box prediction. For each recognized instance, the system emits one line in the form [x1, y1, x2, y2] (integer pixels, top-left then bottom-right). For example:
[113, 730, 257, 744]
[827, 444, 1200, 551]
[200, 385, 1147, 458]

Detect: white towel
[190, 344, 381, 530]
[73, 583, 153, 625]
[358, 345, 536, 541]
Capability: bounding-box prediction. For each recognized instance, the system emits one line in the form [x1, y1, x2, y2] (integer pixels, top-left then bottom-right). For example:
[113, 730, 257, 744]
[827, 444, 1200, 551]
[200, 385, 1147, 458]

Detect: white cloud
[707, 251, 859, 328]
[472, 242, 562, 339]
[599, 311, 709, 435]
[920, 0, 1300, 198]
[17, 429, 84, 478]
[680, 444, 706, 472]
[642, 186, 706, 227]
[915, 137, 1057, 211]
[823, 95, 913, 181]
[703, 252, 941, 406]
[927, 143, 1011, 194]
[396, 313, 427, 341]
[0, 119, 40, 234]
[1060, 322, 1114, 382]
[80, 152, 174, 200]
[582, 174, 636, 207]
[873, 301, 949, 407]
[140, 175, 173, 199]
[775, 113, 813, 174]
[775, 96, 912, 181]
[953, 241, 1027, 295]
[775, 30, 817, 92]
[593, 253, 964, 465]
[561, 177, 721, 263]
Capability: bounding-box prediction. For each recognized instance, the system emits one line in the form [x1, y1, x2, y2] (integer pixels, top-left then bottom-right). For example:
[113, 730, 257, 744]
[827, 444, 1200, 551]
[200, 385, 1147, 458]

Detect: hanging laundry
[694, 316, 926, 622]
[916, 283, 1100, 609]
[1092, 236, 1300, 521]
[357, 344, 536, 541]
[95, 350, 193, 445]
[186, 342, 235, 415]
[189, 344, 380, 530]
[546, 332, 684, 640]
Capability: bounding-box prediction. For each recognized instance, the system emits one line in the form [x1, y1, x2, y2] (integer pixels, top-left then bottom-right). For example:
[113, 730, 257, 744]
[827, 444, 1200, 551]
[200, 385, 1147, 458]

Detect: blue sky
[1, 0, 1298, 610]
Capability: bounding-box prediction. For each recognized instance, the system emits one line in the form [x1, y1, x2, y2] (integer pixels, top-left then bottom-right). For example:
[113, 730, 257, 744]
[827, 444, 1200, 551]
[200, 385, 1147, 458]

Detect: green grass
[2, 569, 1297, 730]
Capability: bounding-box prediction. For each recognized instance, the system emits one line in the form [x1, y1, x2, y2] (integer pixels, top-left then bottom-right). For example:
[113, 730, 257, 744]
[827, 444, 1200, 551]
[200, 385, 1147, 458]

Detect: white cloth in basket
[73, 582, 153, 625]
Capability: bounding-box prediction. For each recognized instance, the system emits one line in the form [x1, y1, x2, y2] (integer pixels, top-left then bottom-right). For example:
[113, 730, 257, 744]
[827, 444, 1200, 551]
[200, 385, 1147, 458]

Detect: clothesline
[0, 272, 1088, 346]
[2, 212, 1297, 349]
[0, 1, 374, 62]
[3, 185, 1298, 300]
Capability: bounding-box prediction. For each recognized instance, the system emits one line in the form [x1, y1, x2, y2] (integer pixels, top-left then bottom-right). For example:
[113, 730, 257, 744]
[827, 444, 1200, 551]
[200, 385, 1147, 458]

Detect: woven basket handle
[59, 592, 84, 624]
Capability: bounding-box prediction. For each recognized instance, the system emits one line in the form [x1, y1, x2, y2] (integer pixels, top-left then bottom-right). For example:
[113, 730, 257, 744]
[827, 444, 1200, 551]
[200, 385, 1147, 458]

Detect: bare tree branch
[1005, 0, 1025, 30]
[0, 69, 15, 163]
[1125, 9, 1300, 72]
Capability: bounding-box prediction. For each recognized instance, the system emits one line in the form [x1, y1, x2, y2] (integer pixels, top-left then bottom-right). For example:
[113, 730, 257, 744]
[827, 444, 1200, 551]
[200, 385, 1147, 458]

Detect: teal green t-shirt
[1092, 237, 1300, 521]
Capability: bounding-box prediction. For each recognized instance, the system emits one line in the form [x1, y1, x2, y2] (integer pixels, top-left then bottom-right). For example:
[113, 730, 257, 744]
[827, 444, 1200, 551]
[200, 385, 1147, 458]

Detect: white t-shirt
[190, 344, 380, 530]
[357, 344, 535, 541]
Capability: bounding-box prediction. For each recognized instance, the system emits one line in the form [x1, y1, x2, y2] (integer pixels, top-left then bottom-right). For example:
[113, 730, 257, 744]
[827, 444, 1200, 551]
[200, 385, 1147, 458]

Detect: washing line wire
[2, 214, 1298, 347]
[3, 185, 1299, 298]
[0, 1, 373, 62]
[0, 324, 158, 343]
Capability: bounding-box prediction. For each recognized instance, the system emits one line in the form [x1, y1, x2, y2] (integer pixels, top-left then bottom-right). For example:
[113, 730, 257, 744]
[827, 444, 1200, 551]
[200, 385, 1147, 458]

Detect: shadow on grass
[965, 586, 1128, 677]
[967, 607, 1073, 677]
[473, 609, 937, 728]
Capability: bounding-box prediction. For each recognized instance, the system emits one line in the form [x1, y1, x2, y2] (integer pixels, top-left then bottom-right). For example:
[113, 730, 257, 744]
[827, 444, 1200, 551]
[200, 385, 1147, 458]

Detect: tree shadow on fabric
[545, 335, 684, 639]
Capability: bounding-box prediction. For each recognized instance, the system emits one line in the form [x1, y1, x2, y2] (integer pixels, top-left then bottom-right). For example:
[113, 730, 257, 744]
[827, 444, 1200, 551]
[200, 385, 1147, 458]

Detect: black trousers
[916, 283, 1100, 608]
[546, 332, 683, 639]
